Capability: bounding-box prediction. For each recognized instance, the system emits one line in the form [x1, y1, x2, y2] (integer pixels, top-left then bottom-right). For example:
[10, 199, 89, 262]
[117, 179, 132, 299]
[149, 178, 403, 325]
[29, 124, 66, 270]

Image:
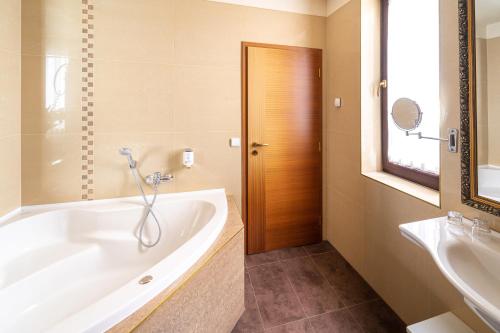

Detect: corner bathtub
[0, 189, 228, 333]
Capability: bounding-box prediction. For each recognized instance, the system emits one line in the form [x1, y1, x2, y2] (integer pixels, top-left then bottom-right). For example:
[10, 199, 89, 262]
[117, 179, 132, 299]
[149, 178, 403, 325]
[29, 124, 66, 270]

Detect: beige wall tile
[93, 61, 175, 134]
[325, 131, 363, 203]
[21, 0, 81, 58]
[173, 0, 245, 67]
[325, 2, 361, 136]
[21, 54, 82, 135]
[20, 0, 82, 205]
[0, 0, 21, 53]
[173, 131, 242, 209]
[326, 187, 365, 266]
[0, 50, 21, 138]
[93, 0, 175, 64]
[0, 135, 21, 216]
[21, 133, 82, 205]
[172, 65, 241, 132]
[0, 0, 21, 215]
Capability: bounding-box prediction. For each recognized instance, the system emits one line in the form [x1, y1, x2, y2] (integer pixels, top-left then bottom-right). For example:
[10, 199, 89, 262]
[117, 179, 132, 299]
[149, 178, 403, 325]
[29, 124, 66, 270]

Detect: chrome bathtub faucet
[118, 147, 175, 248]
[145, 172, 174, 186]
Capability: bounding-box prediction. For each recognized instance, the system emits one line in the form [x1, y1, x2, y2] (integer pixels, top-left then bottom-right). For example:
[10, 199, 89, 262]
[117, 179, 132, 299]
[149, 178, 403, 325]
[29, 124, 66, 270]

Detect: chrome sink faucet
[472, 218, 491, 234]
[471, 218, 491, 242]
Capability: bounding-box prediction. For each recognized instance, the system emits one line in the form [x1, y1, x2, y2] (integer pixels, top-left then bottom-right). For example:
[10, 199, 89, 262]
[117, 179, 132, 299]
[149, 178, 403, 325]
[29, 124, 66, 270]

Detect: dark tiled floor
[232, 241, 406, 333]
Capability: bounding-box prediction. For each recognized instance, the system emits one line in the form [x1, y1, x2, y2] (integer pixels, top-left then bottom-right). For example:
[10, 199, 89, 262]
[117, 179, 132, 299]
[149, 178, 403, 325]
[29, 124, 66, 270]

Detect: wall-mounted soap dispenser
[183, 148, 194, 168]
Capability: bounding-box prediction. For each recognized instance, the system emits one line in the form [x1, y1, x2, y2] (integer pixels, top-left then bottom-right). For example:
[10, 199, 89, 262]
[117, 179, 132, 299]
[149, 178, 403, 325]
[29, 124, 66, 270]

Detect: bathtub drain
[139, 275, 153, 285]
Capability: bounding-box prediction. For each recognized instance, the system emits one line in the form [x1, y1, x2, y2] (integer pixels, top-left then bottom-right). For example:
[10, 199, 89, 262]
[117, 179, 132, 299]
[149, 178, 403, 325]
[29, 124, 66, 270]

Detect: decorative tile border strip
[81, 0, 95, 200]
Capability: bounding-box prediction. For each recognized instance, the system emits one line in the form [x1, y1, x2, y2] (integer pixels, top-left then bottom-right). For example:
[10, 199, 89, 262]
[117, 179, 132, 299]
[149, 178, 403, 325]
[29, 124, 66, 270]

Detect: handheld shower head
[119, 147, 132, 156]
[119, 147, 137, 168]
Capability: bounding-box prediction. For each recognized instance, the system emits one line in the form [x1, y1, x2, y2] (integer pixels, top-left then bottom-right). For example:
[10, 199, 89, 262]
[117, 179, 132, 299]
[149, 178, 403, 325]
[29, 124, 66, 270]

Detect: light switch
[334, 97, 342, 108]
[230, 137, 241, 147]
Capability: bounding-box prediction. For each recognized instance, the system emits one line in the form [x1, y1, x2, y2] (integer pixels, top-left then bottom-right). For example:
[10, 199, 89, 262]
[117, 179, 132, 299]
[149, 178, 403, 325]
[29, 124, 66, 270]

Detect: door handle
[252, 142, 269, 148]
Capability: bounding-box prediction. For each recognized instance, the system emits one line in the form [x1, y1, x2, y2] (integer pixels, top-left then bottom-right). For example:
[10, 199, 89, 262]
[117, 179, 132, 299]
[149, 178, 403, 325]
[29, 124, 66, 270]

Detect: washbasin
[400, 217, 500, 332]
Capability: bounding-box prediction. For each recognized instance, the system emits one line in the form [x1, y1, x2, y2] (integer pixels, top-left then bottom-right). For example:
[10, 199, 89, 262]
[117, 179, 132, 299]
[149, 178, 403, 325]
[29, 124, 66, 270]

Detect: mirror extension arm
[405, 131, 446, 141]
[406, 129, 459, 153]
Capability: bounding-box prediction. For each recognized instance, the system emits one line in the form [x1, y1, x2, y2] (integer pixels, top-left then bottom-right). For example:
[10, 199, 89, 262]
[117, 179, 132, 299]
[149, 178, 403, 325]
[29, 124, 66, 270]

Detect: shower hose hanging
[118, 147, 174, 248]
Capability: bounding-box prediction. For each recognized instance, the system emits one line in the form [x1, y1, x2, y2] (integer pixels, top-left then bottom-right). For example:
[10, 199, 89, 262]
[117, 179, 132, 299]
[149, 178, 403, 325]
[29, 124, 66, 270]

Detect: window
[381, 0, 440, 190]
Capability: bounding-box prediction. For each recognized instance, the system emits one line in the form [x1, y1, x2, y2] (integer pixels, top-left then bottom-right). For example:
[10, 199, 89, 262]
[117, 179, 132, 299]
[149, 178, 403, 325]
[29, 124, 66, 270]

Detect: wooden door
[243, 43, 322, 254]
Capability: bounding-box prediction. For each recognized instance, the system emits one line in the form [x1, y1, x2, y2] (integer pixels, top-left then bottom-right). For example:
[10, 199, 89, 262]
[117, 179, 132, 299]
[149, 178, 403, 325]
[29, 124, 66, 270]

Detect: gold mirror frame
[459, 0, 500, 216]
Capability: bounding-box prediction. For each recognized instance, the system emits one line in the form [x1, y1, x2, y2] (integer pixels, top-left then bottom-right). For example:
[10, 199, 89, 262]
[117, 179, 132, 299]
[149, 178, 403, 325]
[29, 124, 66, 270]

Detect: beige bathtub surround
[92, 62, 176, 134]
[0, 136, 21, 215]
[21, 133, 82, 205]
[0, 52, 21, 138]
[20, 54, 82, 135]
[134, 232, 244, 333]
[325, 1, 499, 332]
[108, 195, 244, 333]
[21, 0, 82, 58]
[0, 0, 21, 216]
[0, 0, 21, 54]
[20, 0, 84, 205]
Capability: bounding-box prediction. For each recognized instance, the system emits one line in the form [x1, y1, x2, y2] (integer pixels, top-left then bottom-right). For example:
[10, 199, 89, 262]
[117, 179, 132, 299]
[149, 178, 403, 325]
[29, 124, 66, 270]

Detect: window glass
[383, 0, 440, 186]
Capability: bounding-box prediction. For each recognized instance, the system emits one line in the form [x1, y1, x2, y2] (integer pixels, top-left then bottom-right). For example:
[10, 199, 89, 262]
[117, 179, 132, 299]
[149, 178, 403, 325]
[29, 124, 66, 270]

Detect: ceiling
[207, 0, 350, 17]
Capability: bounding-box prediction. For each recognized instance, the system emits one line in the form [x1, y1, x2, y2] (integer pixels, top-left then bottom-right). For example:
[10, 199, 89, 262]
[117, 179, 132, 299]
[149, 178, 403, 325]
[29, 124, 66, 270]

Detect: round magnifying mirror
[391, 98, 423, 131]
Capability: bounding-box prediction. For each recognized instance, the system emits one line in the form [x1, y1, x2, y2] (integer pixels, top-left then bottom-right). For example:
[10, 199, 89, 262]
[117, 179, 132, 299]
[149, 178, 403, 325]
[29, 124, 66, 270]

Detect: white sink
[400, 217, 500, 332]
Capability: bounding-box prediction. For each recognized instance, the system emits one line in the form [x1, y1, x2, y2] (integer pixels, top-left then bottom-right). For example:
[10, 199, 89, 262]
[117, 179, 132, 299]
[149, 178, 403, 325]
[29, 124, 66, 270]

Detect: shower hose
[130, 167, 162, 248]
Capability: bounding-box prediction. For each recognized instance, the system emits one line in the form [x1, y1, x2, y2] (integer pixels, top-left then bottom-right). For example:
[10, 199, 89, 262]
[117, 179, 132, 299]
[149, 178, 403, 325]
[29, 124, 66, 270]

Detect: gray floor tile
[309, 309, 363, 333]
[349, 300, 406, 333]
[245, 250, 281, 268]
[311, 251, 378, 306]
[275, 246, 308, 260]
[281, 257, 343, 316]
[303, 241, 334, 255]
[249, 262, 305, 328]
[265, 319, 314, 333]
[234, 242, 406, 333]
[232, 273, 264, 333]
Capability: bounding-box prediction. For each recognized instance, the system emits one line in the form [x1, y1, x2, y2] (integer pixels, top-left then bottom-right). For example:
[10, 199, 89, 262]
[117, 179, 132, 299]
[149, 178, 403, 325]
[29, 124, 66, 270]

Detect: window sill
[362, 171, 441, 207]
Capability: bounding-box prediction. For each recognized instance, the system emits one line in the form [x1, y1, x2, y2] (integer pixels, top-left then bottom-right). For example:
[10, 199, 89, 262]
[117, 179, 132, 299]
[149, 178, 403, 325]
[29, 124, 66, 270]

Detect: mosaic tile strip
[81, 0, 95, 200]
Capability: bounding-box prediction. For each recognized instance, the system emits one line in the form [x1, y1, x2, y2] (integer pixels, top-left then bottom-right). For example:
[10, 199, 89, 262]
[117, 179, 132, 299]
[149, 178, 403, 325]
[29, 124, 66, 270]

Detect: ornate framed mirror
[460, 0, 500, 216]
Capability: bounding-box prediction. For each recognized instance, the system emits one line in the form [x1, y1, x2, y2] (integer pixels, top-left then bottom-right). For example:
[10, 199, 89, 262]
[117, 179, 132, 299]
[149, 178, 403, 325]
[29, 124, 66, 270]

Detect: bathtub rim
[0, 188, 226, 226]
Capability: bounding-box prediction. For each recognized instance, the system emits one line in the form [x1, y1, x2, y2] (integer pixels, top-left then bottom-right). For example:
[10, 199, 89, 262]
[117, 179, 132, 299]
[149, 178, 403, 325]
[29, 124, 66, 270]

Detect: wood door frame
[241, 41, 323, 254]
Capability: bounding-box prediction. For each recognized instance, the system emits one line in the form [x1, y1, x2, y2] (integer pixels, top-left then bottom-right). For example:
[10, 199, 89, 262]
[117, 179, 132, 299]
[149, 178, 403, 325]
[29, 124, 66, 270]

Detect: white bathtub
[478, 165, 500, 202]
[0, 189, 228, 333]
